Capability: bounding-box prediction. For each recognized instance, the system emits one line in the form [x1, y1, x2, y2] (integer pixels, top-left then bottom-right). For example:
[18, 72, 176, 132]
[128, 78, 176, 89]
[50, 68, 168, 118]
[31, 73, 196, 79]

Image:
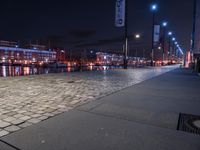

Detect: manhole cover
[177, 113, 200, 135]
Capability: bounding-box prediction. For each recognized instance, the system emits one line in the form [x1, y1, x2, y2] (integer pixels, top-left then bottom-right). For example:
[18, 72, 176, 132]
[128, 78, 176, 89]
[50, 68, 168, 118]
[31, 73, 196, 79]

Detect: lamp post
[124, 0, 128, 69]
[172, 37, 176, 62]
[174, 41, 178, 58]
[162, 22, 167, 65]
[168, 31, 172, 63]
[150, 4, 158, 66]
[134, 34, 141, 66]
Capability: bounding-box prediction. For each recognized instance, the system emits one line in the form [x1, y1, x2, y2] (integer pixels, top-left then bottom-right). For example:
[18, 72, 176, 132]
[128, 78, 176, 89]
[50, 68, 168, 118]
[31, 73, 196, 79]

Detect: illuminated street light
[151, 4, 158, 11]
[162, 21, 168, 64]
[150, 3, 158, 66]
[168, 31, 173, 62]
[162, 22, 167, 27]
[172, 37, 176, 41]
[168, 32, 172, 36]
[135, 34, 141, 39]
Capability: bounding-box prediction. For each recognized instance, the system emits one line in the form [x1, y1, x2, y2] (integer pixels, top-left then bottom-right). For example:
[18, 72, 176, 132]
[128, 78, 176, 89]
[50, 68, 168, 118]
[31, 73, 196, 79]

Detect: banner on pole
[115, 0, 125, 27]
[154, 25, 160, 43]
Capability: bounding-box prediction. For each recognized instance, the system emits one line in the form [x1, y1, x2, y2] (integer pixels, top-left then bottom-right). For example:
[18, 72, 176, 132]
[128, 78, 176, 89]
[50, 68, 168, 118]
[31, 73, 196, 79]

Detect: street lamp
[134, 33, 141, 65]
[162, 22, 167, 27]
[168, 32, 172, 63]
[172, 37, 176, 59]
[135, 34, 141, 39]
[150, 3, 158, 66]
[174, 42, 178, 57]
[162, 21, 167, 65]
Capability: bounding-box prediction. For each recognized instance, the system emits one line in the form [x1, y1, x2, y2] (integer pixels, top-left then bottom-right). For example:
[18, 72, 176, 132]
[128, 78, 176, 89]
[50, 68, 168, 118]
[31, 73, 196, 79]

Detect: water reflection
[0, 65, 123, 77]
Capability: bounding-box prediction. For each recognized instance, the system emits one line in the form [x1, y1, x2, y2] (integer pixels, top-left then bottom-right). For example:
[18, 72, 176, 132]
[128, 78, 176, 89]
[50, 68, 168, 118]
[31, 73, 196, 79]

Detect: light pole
[150, 4, 158, 66]
[174, 41, 178, 58]
[172, 37, 176, 62]
[124, 0, 128, 69]
[162, 22, 167, 65]
[134, 34, 141, 66]
[168, 31, 172, 63]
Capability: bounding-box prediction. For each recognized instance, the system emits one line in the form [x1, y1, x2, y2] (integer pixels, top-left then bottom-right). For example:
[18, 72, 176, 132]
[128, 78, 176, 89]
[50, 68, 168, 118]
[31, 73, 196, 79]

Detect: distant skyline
[0, 0, 194, 56]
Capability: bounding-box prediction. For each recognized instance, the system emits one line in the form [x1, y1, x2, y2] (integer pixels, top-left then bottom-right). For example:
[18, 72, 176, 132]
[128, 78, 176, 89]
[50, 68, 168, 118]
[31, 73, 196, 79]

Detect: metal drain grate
[177, 113, 200, 135]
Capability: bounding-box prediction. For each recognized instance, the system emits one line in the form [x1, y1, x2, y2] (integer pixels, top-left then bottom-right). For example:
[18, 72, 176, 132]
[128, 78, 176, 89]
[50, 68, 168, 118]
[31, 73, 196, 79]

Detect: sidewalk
[0, 68, 200, 150]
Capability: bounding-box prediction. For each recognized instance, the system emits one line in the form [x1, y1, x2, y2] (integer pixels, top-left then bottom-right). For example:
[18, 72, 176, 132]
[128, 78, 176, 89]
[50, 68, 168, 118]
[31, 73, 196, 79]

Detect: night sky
[0, 0, 194, 56]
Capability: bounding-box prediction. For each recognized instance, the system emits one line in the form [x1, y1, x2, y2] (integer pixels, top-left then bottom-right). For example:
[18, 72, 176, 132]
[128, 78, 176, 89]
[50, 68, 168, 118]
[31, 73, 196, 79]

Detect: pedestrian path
[1, 68, 199, 150]
[0, 66, 177, 137]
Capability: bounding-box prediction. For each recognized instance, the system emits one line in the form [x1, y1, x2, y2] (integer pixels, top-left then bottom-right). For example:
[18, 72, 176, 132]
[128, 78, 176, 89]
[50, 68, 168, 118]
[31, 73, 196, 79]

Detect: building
[0, 40, 56, 65]
[96, 52, 146, 66]
[96, 52, 124, 66]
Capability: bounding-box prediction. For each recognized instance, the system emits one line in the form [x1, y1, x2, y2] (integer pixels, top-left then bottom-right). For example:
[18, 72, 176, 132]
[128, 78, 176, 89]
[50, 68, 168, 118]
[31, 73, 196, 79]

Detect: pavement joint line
[0, 139, 22, 150]
[76, 109, 179, 132]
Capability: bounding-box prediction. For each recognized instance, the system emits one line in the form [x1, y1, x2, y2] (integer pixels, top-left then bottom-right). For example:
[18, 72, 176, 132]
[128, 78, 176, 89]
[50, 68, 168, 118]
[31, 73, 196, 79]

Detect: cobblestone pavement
[0, 66, 178, 137]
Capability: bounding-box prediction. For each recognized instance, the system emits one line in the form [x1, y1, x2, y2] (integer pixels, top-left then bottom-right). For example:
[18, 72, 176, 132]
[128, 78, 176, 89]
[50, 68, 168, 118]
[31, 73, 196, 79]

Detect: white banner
[115, 0, 125, 27]
[154, 25, 160, 43]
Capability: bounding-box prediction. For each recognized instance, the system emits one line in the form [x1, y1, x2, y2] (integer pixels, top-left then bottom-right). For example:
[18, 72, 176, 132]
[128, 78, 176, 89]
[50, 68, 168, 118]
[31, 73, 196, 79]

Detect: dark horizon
[0, 0, 194, 56]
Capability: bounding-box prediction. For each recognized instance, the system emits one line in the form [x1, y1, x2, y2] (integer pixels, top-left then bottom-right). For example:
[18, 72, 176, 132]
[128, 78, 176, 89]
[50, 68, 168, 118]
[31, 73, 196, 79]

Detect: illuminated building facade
[96, 52, 124, 65]
[96, 52, 146, 66]
[0, 41, 56, 64]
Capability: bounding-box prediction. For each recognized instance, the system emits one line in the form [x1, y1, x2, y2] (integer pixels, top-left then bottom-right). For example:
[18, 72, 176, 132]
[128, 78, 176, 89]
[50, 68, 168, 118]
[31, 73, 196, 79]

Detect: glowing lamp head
[172, 37, 176, 41]
[135, 34, 141, 39]
[168, 32, 172, 36]
[162, 22, 167, 27]
[175, 42, 178, 45]
[151, 4, 158, 12]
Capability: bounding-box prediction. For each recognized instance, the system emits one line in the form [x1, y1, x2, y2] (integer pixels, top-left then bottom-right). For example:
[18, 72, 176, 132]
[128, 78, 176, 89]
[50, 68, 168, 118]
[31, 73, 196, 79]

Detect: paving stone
[13, 114, 25, 118]
[11, 119, 25, 125]
[5, 125, 20, 132]
[19, 116, 31, 121]
[0, 121, 11, 128]
[31, 114, 41, 118]
[19, 122, 33, 128]
[3, 117, 16, 122]
[69, 100, 80, 105]
[28, 118, 41, 124]
[0, 130, 9, 137]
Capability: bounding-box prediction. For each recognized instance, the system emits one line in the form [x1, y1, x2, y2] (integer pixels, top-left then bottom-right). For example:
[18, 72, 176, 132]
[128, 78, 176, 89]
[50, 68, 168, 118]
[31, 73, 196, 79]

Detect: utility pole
[124, 0, 128, 69]
[168, 36, 171, 62]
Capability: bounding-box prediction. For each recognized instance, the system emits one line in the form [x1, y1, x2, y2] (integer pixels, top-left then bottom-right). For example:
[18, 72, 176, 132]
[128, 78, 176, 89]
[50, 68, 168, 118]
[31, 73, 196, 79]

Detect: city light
[135, 34, 141, 39]
[151, 4, 158, 11]
[168, 32, 172, 36]
[172, 37, 176, 41]
[162, 22, 167, 27]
